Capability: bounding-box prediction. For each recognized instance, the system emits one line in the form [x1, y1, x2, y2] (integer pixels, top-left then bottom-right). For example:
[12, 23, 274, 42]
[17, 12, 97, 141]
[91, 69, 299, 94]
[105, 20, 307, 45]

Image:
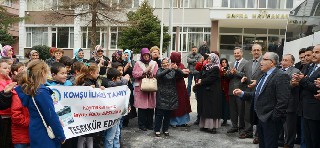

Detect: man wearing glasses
[233, 52, 290, 148]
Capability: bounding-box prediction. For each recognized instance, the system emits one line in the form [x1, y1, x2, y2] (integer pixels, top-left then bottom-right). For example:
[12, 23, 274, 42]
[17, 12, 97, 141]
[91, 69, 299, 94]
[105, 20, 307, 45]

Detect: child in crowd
[0, 59, 16, 148]
[46, 62, 73, 86]
[11, 71, 30, 148]
[14, 60, 66, 148]
[59, 56, 74, 80]
[76, 63, 103, 148]
[70, 61, 85, 85]
[101, 68, 129, 148]
[154, 58, 184, 137]
[45, 62, 75, 147]
[11, 62, 25, 77]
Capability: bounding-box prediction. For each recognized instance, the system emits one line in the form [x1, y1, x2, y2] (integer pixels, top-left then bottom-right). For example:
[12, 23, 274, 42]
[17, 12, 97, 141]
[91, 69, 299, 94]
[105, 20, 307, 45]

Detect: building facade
[1, 0, 20, 55]
[18, 0, 302, 61]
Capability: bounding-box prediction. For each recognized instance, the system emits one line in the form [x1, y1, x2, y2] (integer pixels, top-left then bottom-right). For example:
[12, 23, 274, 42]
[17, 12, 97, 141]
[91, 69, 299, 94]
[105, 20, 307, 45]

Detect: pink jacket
[132, 60, 158, 109]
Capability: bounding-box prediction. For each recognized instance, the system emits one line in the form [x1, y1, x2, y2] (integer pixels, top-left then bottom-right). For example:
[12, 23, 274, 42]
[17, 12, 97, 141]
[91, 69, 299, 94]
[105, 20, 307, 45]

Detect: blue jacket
[46, 80, 73, 86]
[15, 85, 66, 148]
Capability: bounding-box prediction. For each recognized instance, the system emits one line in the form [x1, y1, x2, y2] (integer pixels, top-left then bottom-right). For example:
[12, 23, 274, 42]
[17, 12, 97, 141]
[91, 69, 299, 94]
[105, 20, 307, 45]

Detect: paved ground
[121, 90, 258, 148]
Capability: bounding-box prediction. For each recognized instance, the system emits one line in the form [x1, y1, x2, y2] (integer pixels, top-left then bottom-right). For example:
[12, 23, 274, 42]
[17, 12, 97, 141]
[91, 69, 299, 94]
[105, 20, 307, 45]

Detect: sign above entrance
[226, 10, 289, 19]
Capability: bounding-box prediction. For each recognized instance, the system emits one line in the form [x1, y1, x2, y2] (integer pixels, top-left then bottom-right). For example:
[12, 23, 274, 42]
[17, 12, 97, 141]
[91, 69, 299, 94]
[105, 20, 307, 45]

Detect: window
[181, 0, 189, 8]
[133, 0, 139, 7]
[222, 0, 228, 7]
[2, 0, 12, 7]
[110, 27, 122, 49]
[247, 0, 255, 8]
[268, 0, 285, 9]
[286, 0, 293, 9]
[26, 27, 48, 48]
[147, 0, 154, 8]
[205, 0, 213, 8]
[81, 27, 101, 49]
[230, 0, 245, 8]
[259, 0, 267, 8]
[176, 27, 211, 52]
[189, 0, 204, 8]
[51, 27, 74, 48]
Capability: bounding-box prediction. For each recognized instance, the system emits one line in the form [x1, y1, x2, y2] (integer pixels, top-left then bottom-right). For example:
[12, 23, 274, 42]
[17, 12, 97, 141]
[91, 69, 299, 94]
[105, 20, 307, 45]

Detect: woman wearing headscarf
[169, 52, 192, 127]
[72, 48, 88, 63]
[89, 45, 110, 75]
[1, 45, 14, 58]
[132, 48, 158, 131]
[122, 49, 137, 126]
[196, 53, 222, 134]
[220, 58, 230, 126]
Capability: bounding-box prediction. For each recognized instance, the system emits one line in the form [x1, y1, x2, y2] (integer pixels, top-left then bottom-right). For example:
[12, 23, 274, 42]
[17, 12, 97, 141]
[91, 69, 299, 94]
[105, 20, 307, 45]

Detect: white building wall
[284, 31, 320, 63]
[18, 0, 26, 58]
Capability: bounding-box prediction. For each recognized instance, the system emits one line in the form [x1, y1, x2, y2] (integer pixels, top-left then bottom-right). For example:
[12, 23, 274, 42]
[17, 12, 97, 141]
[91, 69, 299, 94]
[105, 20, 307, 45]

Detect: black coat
[243, 68, 290, 123]
[197, 66, 222, 119]
[0, 91, 12, 110]
[156, 68, 183, 110]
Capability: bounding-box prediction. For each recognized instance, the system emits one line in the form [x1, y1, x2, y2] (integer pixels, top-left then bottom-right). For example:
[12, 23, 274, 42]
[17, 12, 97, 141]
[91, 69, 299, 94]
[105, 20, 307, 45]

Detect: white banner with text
[48, 85, 130, 139]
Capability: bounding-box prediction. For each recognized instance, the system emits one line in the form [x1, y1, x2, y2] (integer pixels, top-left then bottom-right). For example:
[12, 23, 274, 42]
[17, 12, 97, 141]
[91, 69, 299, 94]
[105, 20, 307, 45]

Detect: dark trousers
[154, 109, 171, 133]
[243, 100, 253, 135]
[187, 74, 198, 96]
[138, 108, 154, 129]
[221, 93, 230, 121]
[304, 118, 320, 148]
[61, 137, 78, 148]
[229, 95, 245, 129]
[0, 118, 12, 148]
[296, 116, 301, 141]
[258, 118, 282, 148]
[284, 112, 297, 147]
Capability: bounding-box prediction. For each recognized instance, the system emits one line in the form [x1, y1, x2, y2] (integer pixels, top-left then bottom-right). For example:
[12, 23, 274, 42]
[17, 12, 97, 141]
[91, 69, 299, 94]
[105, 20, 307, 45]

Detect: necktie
[235, 61, 239, 70]
[254, 73, 267, 111]
[309, 65, 318, 76]
[252, 60, 258, 74]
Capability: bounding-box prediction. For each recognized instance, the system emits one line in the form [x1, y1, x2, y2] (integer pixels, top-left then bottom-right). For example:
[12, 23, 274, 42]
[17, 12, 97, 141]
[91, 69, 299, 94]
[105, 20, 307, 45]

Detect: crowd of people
[0, 41, 319, 148]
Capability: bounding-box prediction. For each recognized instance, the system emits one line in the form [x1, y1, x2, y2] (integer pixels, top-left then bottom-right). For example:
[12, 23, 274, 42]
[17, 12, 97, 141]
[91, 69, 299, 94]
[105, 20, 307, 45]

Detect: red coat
[220, 68, 230, 102]
[171, 63, 192, 117]
[0, 80, 12, 116]
[11, 90, 30, 144]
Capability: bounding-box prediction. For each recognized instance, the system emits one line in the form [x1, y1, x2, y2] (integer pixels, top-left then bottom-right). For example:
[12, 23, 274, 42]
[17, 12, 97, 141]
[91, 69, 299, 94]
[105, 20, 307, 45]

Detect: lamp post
[160, 0, 164, 58]
[168, 0, 173, 57]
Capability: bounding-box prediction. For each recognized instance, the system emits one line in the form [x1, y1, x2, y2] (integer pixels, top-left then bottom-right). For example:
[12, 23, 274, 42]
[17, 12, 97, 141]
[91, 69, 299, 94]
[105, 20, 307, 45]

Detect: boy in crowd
[46, 62, 73, 86]
[101, 67, 129, 148]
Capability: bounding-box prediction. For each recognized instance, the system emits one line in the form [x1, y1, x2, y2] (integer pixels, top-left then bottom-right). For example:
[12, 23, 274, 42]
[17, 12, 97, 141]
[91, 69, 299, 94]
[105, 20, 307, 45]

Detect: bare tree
[49, 0, 132, 51]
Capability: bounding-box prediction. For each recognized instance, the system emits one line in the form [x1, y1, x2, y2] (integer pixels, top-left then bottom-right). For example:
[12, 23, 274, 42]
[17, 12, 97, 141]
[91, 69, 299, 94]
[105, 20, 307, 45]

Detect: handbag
[31, 96, 56, 139]
[140, 76, 157, 92]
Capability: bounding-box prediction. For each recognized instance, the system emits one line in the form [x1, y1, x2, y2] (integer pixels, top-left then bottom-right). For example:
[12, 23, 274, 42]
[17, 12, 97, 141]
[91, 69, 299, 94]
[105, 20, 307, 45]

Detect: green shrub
[31, 45, 51, 60]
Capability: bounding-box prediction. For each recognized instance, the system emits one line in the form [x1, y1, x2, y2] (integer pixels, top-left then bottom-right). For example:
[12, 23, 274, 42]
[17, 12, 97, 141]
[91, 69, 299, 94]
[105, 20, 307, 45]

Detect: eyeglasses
[262, 58, 273, 62]
[97, 50, 104, 53]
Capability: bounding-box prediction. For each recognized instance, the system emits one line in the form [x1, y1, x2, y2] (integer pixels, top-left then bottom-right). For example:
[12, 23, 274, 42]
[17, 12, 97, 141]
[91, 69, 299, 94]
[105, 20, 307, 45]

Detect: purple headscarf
[2, 45, 13, 57]
[140, 48, 151, 64]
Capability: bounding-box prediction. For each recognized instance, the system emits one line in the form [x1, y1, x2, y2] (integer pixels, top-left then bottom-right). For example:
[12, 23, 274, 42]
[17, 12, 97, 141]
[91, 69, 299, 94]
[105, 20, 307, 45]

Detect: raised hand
[4, 82, 17, 93]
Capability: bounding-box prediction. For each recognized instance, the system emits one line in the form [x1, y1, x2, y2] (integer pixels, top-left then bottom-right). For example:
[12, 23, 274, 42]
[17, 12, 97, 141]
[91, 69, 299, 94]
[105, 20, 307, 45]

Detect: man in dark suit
[294, 48, 306, 71]
[240, 44, 264, 141]
[278, 54, 300, 148]
[292, 45, 320, 148]
[226, 47, 248, 133]
[233, 52, 290, 148]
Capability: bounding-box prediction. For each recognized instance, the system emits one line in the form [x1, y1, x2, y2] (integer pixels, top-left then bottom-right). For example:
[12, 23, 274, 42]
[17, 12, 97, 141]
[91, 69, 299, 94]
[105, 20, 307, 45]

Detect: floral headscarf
[205, 53, 220, 70]
[112, 50, 122, 63]
[1, 45, 13, 58]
